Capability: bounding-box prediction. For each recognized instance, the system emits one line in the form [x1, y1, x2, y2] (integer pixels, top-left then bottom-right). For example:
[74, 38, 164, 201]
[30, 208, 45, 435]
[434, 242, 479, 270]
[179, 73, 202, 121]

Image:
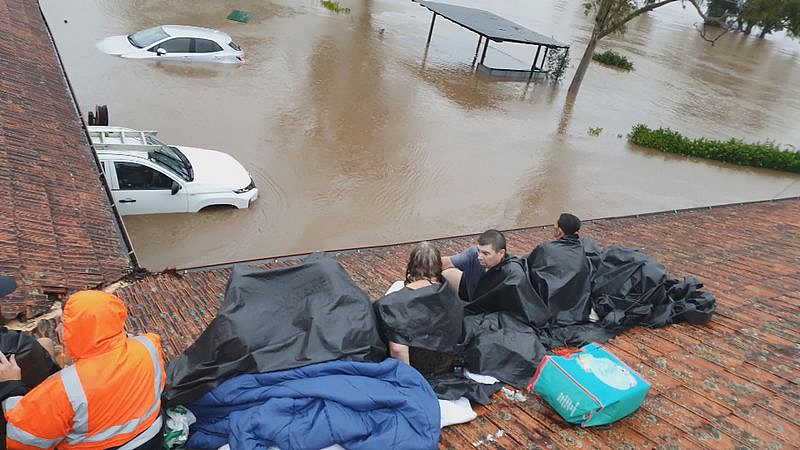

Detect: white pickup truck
[89, 126, 258, 215]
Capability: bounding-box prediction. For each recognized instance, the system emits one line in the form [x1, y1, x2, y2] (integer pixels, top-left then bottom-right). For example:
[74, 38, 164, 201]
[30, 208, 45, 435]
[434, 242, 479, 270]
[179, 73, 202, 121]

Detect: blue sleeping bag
[187, 359, 441, 450]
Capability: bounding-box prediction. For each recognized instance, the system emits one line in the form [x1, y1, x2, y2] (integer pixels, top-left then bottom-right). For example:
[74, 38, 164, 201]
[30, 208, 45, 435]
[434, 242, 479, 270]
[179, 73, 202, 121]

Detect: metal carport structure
[413, 0, 569, 79]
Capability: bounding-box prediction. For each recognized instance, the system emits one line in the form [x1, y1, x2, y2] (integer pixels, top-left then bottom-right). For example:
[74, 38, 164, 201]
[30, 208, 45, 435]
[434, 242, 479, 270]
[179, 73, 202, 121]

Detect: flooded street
[40, 0, 800, 270]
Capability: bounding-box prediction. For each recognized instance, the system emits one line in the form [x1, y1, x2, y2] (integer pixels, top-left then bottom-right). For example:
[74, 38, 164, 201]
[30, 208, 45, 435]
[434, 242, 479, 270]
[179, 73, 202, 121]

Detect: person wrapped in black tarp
[375, 242, 502, 405]
[374, 242, 463, 377]
[164, 254, 387, 406]
[526, 213, 602, 326]
[0, 276, 62, 445]
[441, 229, 550, 328]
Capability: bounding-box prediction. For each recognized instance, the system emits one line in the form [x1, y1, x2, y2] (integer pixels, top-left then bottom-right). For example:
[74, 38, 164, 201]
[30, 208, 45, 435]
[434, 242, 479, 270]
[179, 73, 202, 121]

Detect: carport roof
[0, 0, 132, 320]
[414, 0, 568, 47]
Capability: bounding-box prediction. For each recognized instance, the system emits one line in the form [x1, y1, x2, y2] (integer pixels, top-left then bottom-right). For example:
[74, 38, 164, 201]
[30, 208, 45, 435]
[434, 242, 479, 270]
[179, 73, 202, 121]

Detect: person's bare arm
[441, 256, 454, 270]
[388, 342, 410, 364]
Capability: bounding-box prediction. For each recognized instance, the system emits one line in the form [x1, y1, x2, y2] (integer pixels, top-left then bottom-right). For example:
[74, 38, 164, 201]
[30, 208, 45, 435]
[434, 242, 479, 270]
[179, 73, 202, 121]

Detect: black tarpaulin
[164, 254, 387, 406]
[426, 372, 503, 405]
[536, 323, 616, 350]
[527, 236, 602, 325]
[590, 245, 669, 331]
[0, 328, 60, 391]
[462, 312, 547, 389]
[667, 277, 716, 324]
[465, 256, 550, 327]
[373, 281, 464, 354]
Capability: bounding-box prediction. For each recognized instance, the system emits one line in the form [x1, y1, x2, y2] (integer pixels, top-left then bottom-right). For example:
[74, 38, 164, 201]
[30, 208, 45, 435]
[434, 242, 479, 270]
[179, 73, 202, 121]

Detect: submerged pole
[426, 13, 437, 45]
[541, 47, 550, 74]
[529, 45, 542, 80]
[479, 38, 489, 65]
[472, 35, 483, 67]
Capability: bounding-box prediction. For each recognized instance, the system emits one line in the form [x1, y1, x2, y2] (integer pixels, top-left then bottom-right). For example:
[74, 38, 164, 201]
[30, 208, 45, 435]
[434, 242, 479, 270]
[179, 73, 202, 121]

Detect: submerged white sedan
[96, 25, 245, 63]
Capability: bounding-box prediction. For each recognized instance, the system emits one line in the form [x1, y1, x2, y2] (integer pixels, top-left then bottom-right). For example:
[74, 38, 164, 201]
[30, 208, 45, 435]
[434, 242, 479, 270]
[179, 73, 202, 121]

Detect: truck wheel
[87, 111, 95, 126]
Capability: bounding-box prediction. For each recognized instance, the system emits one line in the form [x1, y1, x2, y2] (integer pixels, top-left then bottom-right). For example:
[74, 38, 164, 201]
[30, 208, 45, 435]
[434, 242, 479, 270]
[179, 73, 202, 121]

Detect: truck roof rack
[88, 129, 160, 146]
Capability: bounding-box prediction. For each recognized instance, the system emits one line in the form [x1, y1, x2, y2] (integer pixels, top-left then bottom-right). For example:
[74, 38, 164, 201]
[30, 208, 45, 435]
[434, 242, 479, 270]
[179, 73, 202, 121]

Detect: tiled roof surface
[113, 198, 800, 449]
[0, 0, 131, 319]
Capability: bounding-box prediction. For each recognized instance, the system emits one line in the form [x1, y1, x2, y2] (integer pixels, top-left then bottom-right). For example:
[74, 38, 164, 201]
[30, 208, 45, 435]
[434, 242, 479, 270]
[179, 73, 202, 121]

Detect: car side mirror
[171, 181, 181, 195]
[156, 48, 167, 56]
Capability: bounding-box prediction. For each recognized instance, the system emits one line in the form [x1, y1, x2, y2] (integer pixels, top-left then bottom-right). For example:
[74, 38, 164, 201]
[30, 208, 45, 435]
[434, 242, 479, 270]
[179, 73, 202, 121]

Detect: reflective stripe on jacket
[3, 291, 166, 450]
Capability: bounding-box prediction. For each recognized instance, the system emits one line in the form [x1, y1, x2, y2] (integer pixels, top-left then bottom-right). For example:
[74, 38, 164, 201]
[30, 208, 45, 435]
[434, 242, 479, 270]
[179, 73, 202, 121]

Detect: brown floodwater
[40, 0, 800, 270]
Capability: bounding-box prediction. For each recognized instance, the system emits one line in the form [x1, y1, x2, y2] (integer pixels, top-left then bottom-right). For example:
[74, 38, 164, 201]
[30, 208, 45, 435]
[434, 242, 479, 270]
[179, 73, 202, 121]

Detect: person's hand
[0, 351, 22, 382]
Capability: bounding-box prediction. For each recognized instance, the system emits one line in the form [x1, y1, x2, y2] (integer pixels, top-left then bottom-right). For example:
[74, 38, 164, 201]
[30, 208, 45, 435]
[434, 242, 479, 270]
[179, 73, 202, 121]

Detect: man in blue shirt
[441, 229, 508, 301]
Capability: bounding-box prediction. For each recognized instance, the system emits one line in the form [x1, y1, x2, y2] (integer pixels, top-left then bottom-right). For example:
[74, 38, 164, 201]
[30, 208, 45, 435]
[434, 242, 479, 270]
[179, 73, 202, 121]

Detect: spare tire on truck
[94, 104, 109, 126]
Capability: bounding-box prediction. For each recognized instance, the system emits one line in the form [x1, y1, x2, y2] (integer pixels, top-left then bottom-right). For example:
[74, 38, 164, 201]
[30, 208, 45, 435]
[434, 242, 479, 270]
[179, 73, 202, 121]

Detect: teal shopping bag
[528, 343, 650, 427]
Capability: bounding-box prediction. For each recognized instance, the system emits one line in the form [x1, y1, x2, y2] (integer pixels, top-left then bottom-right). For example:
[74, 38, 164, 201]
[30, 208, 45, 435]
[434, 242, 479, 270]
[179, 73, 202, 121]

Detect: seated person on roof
[527, 213, 601, 325]
[375, 242, 463, 377]
[0, 277, 62, 443]
[0, 290, 166, 450]
[441, 230, 549, 325]
[440, 230, 509, 303]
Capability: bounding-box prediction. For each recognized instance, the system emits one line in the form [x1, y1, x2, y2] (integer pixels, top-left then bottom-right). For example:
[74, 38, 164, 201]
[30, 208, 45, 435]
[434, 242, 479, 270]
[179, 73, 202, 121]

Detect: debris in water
[321, 1, 351, 14]
[227, 10, 252, 23]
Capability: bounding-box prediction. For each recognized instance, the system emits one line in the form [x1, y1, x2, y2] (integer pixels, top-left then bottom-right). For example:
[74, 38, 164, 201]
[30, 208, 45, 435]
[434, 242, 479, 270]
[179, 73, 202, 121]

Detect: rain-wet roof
[0, 0, 132, 320]
[92, 197, 800, 449]
[414, 0, 568, 48]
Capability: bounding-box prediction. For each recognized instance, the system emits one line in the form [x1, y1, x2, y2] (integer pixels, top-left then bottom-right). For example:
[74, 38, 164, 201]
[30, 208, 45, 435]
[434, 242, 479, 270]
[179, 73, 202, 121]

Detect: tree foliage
[568, 0, 799, 96]
[569, 1, 708, 95]
[706, 0, 800, 37]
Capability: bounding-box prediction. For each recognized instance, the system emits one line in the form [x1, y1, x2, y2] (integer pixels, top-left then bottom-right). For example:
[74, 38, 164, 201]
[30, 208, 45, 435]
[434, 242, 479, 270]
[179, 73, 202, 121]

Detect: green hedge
[629, 124, 800, 173]
[592, 50, 633, 71]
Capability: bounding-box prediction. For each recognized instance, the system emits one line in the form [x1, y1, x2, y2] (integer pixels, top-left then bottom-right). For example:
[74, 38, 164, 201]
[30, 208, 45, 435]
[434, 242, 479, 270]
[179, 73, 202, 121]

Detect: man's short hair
[477, 229, 506, 251]
[557, 213, 581, 235]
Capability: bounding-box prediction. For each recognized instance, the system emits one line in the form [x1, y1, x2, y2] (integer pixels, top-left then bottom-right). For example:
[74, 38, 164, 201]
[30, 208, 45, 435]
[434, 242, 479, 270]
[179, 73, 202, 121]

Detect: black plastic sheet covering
[461, 312, 547, 389]
[427, 372, 503, 405]
[0, 328, 61, 442]
[591, 246, 670, 331]
[374, 282, 464, 354]
[0, 328, 60, 391]
[527, 236, 602, 325]
[455, 243, 716, 391]
[536, 324, 616, 350]
[465, 256, 550, 327]
[667, 277, 716, 324]
[164, 254, 387, 406]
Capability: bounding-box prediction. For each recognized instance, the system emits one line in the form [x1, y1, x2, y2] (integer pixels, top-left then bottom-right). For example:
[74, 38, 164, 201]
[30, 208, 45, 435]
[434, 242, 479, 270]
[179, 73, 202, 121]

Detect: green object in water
[227, 10, 252, 23]
[321, 1, 350, 14]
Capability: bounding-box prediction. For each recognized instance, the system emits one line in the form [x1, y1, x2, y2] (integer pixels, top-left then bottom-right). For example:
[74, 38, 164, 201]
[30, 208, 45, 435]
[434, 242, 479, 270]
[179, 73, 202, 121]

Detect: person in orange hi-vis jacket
[0, 290, 165, 450]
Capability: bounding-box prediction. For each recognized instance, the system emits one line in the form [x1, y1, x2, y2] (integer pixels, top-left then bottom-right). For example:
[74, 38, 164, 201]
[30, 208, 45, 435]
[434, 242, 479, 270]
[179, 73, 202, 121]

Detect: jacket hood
[63, 290, 128, 359]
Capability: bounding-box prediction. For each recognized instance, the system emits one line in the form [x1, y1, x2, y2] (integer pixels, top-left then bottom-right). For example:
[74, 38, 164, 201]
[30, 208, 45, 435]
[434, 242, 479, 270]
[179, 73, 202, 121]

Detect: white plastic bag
[164, 405, 196, 449]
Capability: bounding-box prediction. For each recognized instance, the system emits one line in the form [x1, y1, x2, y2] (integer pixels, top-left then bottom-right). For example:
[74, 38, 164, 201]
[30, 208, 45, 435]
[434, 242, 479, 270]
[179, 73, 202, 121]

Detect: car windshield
[148, 145, 194, 182]
[145, 135, 167, 146]
[128, 26, 169, 48]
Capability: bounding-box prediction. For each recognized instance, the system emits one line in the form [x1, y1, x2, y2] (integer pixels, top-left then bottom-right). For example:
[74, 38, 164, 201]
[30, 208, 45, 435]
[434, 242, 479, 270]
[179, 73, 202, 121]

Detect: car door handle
[119, 198, 137, 203]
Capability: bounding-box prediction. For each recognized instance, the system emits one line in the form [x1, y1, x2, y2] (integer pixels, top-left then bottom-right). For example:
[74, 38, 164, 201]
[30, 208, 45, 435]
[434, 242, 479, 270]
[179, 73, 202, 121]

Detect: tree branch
[683, 0, 734, 25]
[599, 0, 681, 39]
[684, 0, 734, 45]
[696, 23, 730, 44]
